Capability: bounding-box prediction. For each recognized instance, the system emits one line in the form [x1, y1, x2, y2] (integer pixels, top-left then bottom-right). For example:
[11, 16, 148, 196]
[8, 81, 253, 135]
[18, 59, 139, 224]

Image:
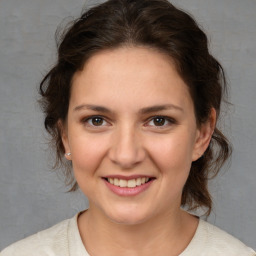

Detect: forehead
[74, 46, 179, 83]
[70, 46, 193, 112]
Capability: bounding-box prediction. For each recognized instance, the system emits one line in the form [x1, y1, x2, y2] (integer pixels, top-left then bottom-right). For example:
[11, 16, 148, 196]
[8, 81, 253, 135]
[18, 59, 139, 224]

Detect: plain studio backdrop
[0, 0, 255, 251]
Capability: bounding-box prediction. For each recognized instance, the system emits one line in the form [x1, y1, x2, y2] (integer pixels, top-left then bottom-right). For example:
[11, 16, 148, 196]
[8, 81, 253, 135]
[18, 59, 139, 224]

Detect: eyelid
[80, 115, 176, 128]
[81, 115, 111, 127]
[145, 115, 177, 127]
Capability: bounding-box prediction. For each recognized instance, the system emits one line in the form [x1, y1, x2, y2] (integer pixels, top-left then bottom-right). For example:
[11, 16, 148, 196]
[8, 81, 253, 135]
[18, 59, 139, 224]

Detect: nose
[108, 125, 146, 169]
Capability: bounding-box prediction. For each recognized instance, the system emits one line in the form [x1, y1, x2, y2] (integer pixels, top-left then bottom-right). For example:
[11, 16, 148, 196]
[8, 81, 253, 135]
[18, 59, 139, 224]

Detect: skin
[61, 46, 215, 255]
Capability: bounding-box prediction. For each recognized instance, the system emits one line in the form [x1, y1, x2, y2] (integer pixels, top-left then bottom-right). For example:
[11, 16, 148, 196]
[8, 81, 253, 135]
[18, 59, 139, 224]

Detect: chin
[110, 215, 148, 226]
[105, 205, 153, 226]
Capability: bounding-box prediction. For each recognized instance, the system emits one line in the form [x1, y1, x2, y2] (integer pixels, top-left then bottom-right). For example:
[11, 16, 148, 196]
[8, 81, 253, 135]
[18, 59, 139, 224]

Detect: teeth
[119, 179, 127, 187]
[127, 179, 136, 188]
[107, 177, 151, 188]
[114, 178, 119, 186]
[136, 178, 141, 186]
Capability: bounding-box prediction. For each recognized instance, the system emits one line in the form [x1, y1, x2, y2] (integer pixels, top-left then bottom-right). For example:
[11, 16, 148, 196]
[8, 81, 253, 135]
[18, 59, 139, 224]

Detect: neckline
[178, 218, 206, 255]
[70, 212, 205, 256]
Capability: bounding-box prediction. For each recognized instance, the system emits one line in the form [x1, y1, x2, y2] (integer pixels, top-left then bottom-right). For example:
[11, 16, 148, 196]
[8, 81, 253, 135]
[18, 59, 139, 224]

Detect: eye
[83, 116, 109, 127]
[146, 116, 175, 127]
[151, 117, 166, 126]
[90, 117, 105, 126]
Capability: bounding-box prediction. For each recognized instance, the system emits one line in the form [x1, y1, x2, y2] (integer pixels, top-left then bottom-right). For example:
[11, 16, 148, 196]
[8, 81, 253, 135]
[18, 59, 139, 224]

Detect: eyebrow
[73, 104, 113, 114]
[73, 104, 183, 114]
[139, 104, 184, 114]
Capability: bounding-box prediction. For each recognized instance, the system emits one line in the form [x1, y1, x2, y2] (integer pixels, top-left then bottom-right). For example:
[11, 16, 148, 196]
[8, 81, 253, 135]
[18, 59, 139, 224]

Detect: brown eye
[153, 117, 166, 126]
[83, 115, 110, 129]
[91, 117, 104, 126]
[146, 116, 176, 128]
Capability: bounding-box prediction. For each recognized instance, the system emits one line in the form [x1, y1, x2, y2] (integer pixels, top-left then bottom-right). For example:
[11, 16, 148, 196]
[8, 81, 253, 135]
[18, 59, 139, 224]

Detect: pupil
[154, 117, 165, 126]
[92, 117, 103, 126]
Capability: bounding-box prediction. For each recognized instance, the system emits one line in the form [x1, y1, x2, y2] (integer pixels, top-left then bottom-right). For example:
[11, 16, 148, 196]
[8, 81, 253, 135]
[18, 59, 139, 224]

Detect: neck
[78, 207, 198, 256]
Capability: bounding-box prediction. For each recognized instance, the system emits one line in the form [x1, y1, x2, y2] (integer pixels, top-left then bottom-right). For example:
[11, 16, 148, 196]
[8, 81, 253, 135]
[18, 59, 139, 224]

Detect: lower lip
[103, 179, 154, 196]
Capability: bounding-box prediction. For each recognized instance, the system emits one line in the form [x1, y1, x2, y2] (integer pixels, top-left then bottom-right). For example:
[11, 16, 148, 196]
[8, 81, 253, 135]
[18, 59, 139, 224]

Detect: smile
[106, 177, 150, 188]
[103, 176, 155, 196]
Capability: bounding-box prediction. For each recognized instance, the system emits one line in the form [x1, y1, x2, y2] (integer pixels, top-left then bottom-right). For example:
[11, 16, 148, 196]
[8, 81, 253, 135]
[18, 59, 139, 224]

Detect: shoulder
[0, 217, 74, 256]
[194, 219, 256, 255]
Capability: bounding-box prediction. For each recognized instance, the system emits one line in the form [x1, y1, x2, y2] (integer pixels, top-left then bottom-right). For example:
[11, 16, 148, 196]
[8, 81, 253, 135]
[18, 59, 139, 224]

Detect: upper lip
[103, 175, 155, 180]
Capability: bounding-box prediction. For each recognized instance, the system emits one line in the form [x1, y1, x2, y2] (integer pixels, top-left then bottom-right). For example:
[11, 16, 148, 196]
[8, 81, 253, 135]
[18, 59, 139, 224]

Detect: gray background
[0, 0, 255, 251]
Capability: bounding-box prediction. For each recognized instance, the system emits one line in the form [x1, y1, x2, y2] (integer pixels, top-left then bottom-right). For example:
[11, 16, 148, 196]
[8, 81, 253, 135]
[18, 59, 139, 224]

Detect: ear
[192, 108, 216, 161]
[58, 120, 72, 160]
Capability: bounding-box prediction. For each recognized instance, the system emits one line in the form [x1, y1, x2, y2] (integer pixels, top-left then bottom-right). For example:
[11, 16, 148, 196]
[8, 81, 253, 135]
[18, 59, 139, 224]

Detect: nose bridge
[109, 122, 145, 168]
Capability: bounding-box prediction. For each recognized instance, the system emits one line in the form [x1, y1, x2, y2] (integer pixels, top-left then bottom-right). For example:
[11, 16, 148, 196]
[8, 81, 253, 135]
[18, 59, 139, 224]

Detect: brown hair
[39, 0, 231, 215]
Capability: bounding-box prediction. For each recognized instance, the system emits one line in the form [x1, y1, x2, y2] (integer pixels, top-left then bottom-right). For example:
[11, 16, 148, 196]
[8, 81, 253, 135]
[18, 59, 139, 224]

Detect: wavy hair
[39, 0, 232, 215]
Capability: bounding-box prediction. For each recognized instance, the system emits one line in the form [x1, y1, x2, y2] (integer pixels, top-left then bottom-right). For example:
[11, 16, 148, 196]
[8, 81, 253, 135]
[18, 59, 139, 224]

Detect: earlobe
[192, 108, 216, 161]
[58, 120, 72, 160]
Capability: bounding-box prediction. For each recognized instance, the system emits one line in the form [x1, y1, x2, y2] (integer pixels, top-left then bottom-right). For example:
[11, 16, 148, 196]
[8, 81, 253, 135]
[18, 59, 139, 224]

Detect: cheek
[146, 132, 195, 174]
[69, 134, 109, 176]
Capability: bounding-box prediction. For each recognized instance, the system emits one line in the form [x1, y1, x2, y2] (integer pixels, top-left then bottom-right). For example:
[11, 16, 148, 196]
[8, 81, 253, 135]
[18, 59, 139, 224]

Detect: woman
[1, 0, 255, 255]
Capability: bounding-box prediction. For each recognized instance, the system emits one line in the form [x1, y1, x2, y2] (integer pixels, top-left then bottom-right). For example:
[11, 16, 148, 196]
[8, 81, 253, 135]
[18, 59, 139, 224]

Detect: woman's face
[62, 47, 212, 225]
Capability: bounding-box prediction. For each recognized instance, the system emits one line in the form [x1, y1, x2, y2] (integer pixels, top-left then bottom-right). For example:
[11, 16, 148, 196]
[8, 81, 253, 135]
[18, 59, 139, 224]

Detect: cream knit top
[1, 213, 255, 256]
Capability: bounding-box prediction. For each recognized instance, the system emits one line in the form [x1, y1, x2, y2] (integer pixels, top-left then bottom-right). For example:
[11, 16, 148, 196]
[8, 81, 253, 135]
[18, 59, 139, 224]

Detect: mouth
[103, 176, 155, 196]
[103, 177, 155, 188]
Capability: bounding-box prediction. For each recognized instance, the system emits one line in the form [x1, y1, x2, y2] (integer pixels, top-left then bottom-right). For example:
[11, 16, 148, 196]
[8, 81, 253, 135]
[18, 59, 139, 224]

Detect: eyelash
[82, 116, 110, 127]
[81, 115, 176, 129]
[145, 116, 176, 128]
